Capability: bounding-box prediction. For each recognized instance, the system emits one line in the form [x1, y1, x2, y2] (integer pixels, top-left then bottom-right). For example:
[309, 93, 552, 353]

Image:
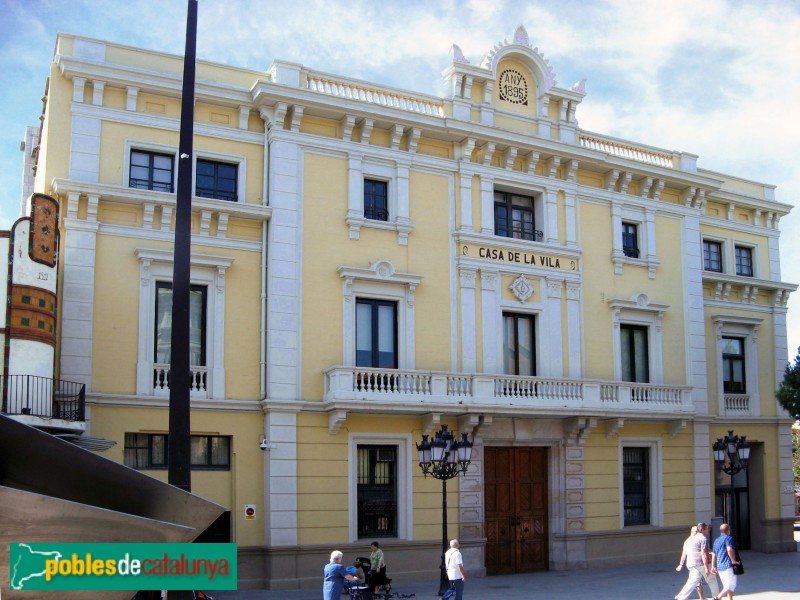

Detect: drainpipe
[259, 117, 270, 399]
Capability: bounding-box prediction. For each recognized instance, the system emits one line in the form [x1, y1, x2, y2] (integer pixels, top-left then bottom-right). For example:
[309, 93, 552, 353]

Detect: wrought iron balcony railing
[324, 366, 693, 414]
[1, 375, 85, 422]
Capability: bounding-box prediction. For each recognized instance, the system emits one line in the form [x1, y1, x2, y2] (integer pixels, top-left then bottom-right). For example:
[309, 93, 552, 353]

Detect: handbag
[442, 581, 456, 600]
[732, 544, 744, 575]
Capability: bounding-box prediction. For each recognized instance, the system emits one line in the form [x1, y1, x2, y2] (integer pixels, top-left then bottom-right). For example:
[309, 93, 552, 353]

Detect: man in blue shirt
[712, 523, 740, 600]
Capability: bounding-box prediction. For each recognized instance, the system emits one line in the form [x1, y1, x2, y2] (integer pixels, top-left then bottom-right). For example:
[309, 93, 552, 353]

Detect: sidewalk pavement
[211, 547, 800, 600]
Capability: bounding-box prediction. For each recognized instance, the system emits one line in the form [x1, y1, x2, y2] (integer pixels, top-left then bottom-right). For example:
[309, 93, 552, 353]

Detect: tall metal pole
[168, 0, 197, 493]
[730, 471, 737, 536]
[440, 478, 448, 596]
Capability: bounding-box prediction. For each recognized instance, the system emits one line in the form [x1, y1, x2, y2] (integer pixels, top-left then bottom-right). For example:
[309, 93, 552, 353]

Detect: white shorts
[719, 567, 738, 592]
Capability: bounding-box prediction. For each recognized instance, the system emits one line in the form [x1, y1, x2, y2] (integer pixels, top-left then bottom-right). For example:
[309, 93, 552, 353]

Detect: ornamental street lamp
[713, 430, 751, 537]
[417, 424, 473, 596]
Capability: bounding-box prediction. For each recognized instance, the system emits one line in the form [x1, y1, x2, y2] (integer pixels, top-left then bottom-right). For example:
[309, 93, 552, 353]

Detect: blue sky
[1, 0, 799, 358]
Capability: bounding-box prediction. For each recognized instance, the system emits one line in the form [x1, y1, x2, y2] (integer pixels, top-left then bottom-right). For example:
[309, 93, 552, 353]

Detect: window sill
[346, 213, 413, 246]
[612, 253, 660, 279]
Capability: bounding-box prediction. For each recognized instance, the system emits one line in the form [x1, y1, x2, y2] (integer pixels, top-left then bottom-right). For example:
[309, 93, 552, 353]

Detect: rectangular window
[356, 299, 397, 368]
[190, 435, 232, 469]
[155, 282, 207, 366]
[364, 179, 389, 221]
[494, 191, 541, 241]
[620, 324, 649, 383]
[196, 159, 238, 201]
[503, 313, 536, 376]
[703, 240, 723, 272]
[357, 445, 397, 538]
[622, 222, 640, 258]
[722, 337, 746, 393]
[735, 246, 753, 277]
[124, 433, 231, 470]
[130, 150, 174, 192]
[124, 433, 167, 469]
[623, 446, 650, 526]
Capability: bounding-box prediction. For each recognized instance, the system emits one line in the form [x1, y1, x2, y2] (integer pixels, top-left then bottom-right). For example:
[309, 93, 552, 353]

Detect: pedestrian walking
[676, 526, 710, 599]
[711, 523, 740, 600]
[323, 550, 358, 600]
[674, 523, 712, 600]
[441, 539, 466, 600]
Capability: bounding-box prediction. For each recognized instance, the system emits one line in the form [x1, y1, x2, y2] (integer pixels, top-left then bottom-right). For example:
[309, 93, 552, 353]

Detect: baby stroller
[357, 556, 392, 597]
[343, 563, 372, 600]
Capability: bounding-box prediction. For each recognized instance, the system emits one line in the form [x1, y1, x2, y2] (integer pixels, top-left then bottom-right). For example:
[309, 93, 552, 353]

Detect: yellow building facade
[27, 26, 797, 589]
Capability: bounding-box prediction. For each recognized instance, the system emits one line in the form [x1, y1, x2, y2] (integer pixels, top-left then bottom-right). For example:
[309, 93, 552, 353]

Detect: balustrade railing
[153, 364, 208, 394]
[1, 375, 85, 422]
[724, 393, 750, 414]
[305, 74, 446, 117]
[580, 135, 674, 168]
[324, 366, 692, 413]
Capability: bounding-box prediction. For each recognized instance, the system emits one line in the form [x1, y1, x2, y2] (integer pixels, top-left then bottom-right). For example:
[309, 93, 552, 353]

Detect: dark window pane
[190, 436, 208, 465]
[502, 313, 536, 376]
[155, 283, 206, 366]
[735, 246, 753, 277]
[196, 159, 238, 201]
[356, 299, 397, 368]
[703, 241, 722, 272]
[364, 179, 388, 221]
[495, 191, 537, 240]
[622, 222, 639, 258]
[621, 324, 648, 383]
[129, 150, 174, 193]
[623, 447, 650, 526]
[722, 336, 746, 393]
[357, 445, 397, 538]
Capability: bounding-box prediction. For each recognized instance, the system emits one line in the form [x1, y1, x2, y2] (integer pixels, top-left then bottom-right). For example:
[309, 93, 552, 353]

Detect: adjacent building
[14, 26, 797, 589]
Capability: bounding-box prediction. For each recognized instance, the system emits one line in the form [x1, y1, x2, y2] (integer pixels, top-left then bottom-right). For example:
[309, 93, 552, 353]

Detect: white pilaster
[480, 177, 494, 235]
[60, 215, 99, 390]
[267, 137, 302, 401]
[69, 113, 101, 183]
[692, 420, 712, 521]
[126, 87, 138, 111]
[545, 189, 559, 244]
[768, 236, 782, 280]
[72, 77, 86, 103]
[645, 209, 657, 261]
[396, 162, 411, 239]
[265, 410, 298, 545]
[459, 173, 473, 232]
[460, 269, 478, 372]
[566, 282, 582, 378]
[480, 271, 500, 373]
[346, 153, 363, 239]
[545, 279, 564, 377]
[683, 215, 709, 415]
[90, 80, 104, 106]
[564, 191, 577, 248]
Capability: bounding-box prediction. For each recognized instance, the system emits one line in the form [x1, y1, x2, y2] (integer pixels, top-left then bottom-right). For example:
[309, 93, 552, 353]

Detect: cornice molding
[51, 178, 271, 221]
[70, 101, 263, 145]
[58, 55, 253, 108]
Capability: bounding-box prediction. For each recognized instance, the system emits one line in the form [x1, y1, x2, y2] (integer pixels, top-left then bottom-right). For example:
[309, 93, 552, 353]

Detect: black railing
[1, 375, 85, 422]
[129, 178, 174, 193]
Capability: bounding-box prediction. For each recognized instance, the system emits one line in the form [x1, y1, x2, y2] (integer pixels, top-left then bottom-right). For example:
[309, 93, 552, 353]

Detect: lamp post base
[438, 563, 450, 596]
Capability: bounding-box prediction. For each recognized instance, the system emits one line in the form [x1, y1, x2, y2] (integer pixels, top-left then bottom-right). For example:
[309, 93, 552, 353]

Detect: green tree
[793, 427, 800, 484]
[776, 347, 800, 420]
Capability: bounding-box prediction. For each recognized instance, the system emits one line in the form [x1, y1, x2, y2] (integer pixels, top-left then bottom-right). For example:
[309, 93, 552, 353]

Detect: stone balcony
[323, 366, 694, 418]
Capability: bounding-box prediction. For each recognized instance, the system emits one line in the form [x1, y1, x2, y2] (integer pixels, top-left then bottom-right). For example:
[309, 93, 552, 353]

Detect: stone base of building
[584, 527, 686, 568]
[237, 538, 486, 590]
[752, 518, 797, 553]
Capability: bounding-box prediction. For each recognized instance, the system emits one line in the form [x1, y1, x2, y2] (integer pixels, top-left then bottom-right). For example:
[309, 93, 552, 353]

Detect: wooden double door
[485, 447, 548, 574]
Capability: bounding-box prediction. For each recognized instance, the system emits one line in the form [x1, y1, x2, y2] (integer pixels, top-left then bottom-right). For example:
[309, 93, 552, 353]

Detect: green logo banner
[9, 543, 237, 590]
